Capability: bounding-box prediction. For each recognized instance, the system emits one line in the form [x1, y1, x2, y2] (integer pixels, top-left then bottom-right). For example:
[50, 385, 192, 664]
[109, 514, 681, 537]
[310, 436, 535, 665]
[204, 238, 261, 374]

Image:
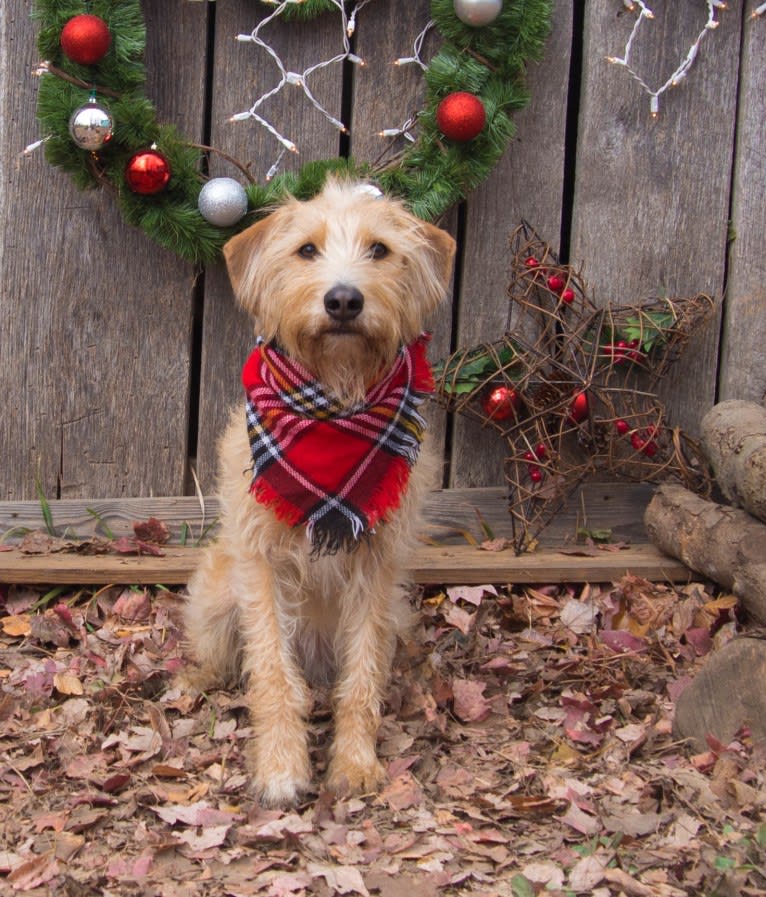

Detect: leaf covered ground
[1, 572, 764, 896]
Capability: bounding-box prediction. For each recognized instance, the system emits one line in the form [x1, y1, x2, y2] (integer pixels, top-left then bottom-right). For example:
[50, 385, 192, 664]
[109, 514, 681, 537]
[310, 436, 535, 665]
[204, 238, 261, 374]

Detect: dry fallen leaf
[53, 671, 84, 695]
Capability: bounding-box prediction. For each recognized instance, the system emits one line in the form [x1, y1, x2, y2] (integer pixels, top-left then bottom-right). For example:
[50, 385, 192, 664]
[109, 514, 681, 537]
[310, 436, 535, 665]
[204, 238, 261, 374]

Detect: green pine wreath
[34, 0, 551, 264]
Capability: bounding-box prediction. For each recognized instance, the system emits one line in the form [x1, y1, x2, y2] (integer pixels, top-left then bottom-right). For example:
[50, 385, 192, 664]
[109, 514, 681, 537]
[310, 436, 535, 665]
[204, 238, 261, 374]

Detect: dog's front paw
[248, 743, 311, 808]
[326, 756, 386, 797]
[175, 661, 231, 694]
[254, 772, 311, 808]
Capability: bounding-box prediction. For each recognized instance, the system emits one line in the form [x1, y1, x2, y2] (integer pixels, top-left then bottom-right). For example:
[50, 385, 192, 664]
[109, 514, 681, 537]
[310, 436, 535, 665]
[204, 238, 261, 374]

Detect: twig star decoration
[434, 223, 715, 553]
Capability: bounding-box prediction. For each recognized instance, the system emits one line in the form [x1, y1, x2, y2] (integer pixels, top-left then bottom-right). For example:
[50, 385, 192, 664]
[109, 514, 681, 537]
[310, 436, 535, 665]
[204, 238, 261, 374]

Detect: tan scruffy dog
[182, 179, 455, 807]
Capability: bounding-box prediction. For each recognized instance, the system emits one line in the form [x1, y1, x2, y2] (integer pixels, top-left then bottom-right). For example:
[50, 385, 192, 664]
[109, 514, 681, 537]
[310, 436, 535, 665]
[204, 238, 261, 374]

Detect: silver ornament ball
[198, 177, 249, 227]
[454, 0, 503, 27]
[68, 101, 115, 151]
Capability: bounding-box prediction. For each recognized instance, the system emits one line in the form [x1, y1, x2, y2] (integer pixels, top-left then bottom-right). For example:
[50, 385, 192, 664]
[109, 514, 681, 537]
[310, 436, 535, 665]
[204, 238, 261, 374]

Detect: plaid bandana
[243, 334, 434, 554]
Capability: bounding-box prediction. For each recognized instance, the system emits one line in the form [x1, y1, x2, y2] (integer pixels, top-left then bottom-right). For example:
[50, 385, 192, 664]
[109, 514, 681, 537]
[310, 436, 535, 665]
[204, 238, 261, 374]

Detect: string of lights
[608, 0, 728, 118]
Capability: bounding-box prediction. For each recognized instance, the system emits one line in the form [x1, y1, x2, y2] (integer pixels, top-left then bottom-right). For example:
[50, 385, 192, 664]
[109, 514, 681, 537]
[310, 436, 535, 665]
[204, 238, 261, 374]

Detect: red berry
[529, 467, 543, 483]
[643, 441, 658, 457]
[547, 275, 565, 293]
[615, 419, 630, 435]
[628, 339, 640, 349]
[630, 432, 644, 451]
[534, 443, 547, 459]
[524, 256, 540, 268]
[561, 288, 576, 304]
[523, 450, 536, 462]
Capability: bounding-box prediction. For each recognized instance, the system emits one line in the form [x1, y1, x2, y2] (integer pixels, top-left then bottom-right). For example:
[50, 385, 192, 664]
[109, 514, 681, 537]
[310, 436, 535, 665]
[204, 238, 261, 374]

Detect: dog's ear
[423, 222, 457, 293]
[411, 221, 457, 313]
[222, 214, 276, 315]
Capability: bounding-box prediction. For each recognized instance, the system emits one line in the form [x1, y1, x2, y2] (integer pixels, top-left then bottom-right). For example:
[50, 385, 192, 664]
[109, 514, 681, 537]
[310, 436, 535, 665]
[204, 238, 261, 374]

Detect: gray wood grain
[0, 0, 204, 501]
[196, 4, 344, 487]
[450, 2, 573, 487]
[718, 5, 766, 403]
[571, 1, 741, 435]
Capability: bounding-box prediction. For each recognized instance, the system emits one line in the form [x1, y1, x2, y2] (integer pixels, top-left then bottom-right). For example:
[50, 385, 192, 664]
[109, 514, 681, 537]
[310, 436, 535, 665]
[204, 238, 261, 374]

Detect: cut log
[644, 483, 766, 623]
[700, 399, 766, 523]
[673, 637, 766, 751]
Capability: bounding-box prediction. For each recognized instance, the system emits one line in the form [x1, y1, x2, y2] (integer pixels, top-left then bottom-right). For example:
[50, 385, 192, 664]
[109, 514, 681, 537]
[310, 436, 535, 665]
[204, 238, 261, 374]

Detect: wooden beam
[0, 483, 655, 545]
[0, 542, 690, 586]
[0, 483, 682, 585]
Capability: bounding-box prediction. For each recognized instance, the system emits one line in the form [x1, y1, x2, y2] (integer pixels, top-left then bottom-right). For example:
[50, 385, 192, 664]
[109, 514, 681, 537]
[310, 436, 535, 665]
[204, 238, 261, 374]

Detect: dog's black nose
[324, 285, 364, 322]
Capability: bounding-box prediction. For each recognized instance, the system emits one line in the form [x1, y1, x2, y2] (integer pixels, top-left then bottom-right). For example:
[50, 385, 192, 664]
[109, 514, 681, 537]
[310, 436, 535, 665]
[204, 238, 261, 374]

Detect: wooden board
[195, 5, 346, 489]
[351, 1, 455, 485]
[0, 541, 690, 587]
[0, 480, 687, 585]
[450, 2, 573, 488]
[0, 0, 205, 502]
[571, 2, 741, 435]
[718, 9, 766, 402]
[0, 481, 656, 546]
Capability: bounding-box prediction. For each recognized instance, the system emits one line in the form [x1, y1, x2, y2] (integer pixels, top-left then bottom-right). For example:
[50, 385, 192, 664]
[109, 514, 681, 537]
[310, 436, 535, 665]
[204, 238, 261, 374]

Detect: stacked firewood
[645, 399, 766, 624]
[645, 400, 766, 751]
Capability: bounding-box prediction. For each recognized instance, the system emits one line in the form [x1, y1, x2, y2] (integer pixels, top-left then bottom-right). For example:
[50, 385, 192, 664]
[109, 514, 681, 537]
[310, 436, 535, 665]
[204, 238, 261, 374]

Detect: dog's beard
[293, 329, 400, 408]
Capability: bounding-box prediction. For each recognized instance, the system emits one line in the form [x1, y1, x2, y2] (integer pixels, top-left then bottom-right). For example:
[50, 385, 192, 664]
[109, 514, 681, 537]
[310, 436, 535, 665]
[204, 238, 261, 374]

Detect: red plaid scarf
[242, 334, 434, 554]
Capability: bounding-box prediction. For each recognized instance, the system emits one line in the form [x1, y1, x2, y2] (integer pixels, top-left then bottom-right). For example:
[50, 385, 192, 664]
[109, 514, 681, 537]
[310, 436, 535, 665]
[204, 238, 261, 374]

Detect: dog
[182, 178, 455, 806]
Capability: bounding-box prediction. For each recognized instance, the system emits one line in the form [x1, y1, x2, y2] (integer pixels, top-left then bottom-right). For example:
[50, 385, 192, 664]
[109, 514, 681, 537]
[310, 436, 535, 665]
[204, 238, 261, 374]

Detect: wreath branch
[190, 144, 258, 185]
[40, 62, 122, 100]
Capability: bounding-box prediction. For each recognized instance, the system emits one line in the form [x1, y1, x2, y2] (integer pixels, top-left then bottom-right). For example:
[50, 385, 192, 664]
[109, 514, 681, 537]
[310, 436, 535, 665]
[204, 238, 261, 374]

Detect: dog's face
[223, 180, 456, 404]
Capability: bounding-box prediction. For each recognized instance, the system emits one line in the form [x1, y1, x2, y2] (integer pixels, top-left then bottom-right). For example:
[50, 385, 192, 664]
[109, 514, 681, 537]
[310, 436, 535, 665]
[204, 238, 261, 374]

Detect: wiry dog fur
[182, 180, 455, 807]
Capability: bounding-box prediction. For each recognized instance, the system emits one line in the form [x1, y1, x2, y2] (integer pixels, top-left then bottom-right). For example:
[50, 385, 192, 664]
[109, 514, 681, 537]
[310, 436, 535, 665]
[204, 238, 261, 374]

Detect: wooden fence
[1, 0, 763, 506]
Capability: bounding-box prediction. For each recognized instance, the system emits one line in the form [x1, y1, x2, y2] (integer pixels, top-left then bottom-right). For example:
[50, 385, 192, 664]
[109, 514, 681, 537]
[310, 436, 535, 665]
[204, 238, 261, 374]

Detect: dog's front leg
[237, 563, 312, 807]
[326, 576, 399, 795]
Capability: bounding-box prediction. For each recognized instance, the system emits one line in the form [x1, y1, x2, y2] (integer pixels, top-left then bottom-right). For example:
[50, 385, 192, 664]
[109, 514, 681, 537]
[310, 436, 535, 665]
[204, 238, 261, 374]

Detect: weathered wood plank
[449, 3, 573, 488]
[195, 5, 346, 489]
[0, 541, 689, 587]
[718, 6, 766, 402]
[351, 1, 455, 485]
[571, 2, 741, 435]
[0, 0, 204, 501]
[0, 481, 655, 546]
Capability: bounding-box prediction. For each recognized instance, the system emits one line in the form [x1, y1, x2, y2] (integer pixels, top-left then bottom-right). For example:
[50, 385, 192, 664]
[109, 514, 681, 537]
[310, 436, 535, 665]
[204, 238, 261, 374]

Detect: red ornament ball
[524, 256, 540, 269]
[436, 92, 486, 142]
[567, 391, 589, 423]
[125, 149, 172, 195]
[61, 15, 112, 65]
[481, 384, 520, 422]
[615, 419, 630, 435]
[561, 288, 576, 304]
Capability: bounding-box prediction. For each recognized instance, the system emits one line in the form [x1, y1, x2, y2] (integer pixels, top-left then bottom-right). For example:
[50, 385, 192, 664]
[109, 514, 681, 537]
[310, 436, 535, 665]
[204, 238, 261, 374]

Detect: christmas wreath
[33, 0, 551, 263]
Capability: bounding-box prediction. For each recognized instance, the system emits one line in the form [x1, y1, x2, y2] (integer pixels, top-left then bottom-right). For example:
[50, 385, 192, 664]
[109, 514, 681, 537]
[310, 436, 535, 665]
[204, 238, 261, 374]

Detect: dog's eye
[298, 243, 318, 259]
[369, 242, 389, 260]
